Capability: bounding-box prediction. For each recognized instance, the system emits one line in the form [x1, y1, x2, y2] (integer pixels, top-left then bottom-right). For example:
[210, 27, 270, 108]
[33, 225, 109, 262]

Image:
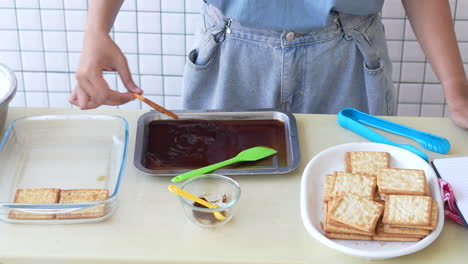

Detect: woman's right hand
[69, 31, 142, 109]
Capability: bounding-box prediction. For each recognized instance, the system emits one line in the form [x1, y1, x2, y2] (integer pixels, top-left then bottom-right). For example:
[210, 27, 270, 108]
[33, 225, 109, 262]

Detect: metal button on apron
[286, 32, 295, 41]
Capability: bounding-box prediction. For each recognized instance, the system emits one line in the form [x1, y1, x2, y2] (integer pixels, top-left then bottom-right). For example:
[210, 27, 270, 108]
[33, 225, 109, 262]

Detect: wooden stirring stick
[133, 93, 179, 119]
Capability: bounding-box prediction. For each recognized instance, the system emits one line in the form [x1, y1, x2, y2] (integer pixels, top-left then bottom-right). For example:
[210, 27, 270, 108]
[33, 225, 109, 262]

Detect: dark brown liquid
[144, 119, 287, 170]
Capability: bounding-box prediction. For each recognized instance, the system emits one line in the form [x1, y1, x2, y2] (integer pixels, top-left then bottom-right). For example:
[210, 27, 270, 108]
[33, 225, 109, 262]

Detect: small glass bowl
[178, 174, 241, 228]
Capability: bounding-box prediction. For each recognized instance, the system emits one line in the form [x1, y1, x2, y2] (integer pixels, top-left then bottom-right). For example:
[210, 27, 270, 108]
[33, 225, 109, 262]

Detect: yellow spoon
[168, 185, 227, 221]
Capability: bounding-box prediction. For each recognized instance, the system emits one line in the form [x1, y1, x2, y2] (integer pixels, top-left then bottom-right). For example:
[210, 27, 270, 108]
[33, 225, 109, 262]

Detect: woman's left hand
[445, 80, 468, 129]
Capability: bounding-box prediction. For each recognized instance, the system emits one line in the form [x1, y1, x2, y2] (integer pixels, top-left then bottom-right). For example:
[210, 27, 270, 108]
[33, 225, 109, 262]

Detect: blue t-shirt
[207, 0, 384, 31]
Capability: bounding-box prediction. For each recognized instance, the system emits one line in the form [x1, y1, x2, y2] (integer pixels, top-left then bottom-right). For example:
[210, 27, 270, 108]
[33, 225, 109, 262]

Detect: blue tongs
[337, 108, 451, 162]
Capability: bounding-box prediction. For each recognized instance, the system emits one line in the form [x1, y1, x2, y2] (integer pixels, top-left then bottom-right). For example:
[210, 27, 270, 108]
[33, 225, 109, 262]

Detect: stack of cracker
[9, 188, 109, 220]
[322, 151, 437, 242]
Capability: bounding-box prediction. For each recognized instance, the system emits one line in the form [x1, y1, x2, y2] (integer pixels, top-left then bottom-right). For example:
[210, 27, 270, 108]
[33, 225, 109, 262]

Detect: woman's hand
[69, 31, 142, 109]
[445, 79, 468, 129]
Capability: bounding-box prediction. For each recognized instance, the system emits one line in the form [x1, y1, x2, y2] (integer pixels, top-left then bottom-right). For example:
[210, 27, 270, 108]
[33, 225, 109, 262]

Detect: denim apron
[182, 3, 395, 115]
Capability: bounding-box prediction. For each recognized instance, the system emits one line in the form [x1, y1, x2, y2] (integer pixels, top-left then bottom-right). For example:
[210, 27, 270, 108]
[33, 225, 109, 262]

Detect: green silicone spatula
[171, 146, 278, 183]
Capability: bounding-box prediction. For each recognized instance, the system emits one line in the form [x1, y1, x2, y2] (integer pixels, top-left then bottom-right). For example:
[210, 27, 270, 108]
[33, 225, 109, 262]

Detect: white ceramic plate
[300, 142, 444, 260]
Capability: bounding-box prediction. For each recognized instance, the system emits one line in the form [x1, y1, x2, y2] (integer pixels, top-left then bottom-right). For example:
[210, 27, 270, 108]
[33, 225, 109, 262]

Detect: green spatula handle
[171, 157, 239, 182]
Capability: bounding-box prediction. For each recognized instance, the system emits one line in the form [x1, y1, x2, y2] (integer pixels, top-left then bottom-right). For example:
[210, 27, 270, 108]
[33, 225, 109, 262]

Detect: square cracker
[372, 235, 421, 242]
[323, 174, 336, 202]
[329, 194, 384, 233]
[323, 202, 374, 235]
[345, 151, 390, 175]
[375, 224, 425, 238]
[8, 188, 60, 220]
[383, 225, 430, 236]
[390, 201, 438, 230]
[330, 171, 376, 200]
[325, 232, 372, 241]
[383, 195, 432, 227]
[57, 189, 109, 219]
[377, 168, 427, 195]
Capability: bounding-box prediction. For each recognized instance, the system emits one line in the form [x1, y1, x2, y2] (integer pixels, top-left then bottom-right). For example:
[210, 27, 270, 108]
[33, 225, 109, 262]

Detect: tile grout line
[395, 5, 406, 116]
[12, 1, 26, 106]
[37, 0, 51, 107]
[62, 0, 73, 108]
[159, 0, 165, 107]
[134, 0, 142, 109]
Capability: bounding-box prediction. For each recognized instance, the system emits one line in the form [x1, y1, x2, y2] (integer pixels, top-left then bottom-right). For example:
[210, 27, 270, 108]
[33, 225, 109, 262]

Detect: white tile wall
[457, 0, 468, 19]
[137, 0, 160, 11]
[26, 92, 48, 107]
[16, 0, 39, 9]
[422, 84, 445, 104]
[23, 72, 46, 91]
[39, 0, 62, 9]
[162, 0, 185, 12]
[46, 72, 69, 92]
[0, 0, 467, 116]
[382, 0, 405, 18]
[0, 51, 21, 70]
[0, 9, 17, 29]
[16, 9, 41, 30]
[398, 84, 422, 103]
[402, 41, 425, 62]
[43, 31, 67, 51]
[41, 9, 66, 30]
[0, 0, 15, 8]
[421, 104, 445, 117]
[455, 20, 468, 41]
[397, 103, 420, 116]
[45, 52, 68, 72]
[114, 11, 137, 32]
[0, 31, 19, 50]
[400, 62, 425, 83]
[21, 52, 44, 71]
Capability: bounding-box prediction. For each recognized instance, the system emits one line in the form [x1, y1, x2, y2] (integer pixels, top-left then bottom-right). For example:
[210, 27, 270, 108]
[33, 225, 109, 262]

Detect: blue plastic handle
[339, 108, 450, 154]
[337, 108, 430, 162]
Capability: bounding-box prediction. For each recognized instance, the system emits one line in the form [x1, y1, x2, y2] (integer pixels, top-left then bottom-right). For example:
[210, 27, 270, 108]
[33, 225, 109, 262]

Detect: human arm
[402, 0, 468, 129]
[69, 0, 142, 109]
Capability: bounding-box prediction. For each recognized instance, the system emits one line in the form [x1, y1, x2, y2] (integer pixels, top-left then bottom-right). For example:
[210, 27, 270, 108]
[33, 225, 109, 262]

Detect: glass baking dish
[0, 114, 128, 224]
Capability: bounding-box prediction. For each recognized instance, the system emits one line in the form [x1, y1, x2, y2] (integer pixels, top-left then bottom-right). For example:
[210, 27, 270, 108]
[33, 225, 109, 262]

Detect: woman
[70, 0, 468, 129]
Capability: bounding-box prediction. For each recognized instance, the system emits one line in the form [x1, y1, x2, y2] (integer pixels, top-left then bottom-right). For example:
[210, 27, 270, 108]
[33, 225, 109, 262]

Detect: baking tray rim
[134, 108, 300, 176]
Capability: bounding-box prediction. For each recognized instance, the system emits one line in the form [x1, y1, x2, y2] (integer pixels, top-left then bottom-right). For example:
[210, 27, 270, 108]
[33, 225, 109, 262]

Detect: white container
[300, 142, 444, 260]
[0, 63, 17, 133]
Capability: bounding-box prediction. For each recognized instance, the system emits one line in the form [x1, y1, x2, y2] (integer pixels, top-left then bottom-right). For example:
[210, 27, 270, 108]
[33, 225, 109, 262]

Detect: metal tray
[134, 109, 300, 176]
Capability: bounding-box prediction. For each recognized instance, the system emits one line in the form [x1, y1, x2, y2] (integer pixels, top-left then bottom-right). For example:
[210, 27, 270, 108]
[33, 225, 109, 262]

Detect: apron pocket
[187, 31, 223, 70]
[349, 16, 394, 115]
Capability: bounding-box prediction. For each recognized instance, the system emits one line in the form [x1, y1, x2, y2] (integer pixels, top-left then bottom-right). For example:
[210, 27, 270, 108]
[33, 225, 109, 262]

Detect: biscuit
[390, 201, 438, 230]
[328, 194, 384, 233]
[57, 189, 109, 219]
[8, 188, 60, 220]
[323, 202, 374, 235]
[383, 225, 430, 236]
[323, 174, 336, 202]
[383, 195, 432, 227]
[325, 232, 372, 241]
[424, 181, 430, 196]
[375, 224, 425, 238]
[377, 168, 427, 195]
[372, 235, 421, 242]
[345, 151, 390, 175]
[324, 171, 377, 201]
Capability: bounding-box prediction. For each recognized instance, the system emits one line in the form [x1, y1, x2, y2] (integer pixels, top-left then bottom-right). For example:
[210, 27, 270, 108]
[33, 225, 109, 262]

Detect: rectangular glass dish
[0, 114, 128, 224]
[134, 109, 300, 176]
